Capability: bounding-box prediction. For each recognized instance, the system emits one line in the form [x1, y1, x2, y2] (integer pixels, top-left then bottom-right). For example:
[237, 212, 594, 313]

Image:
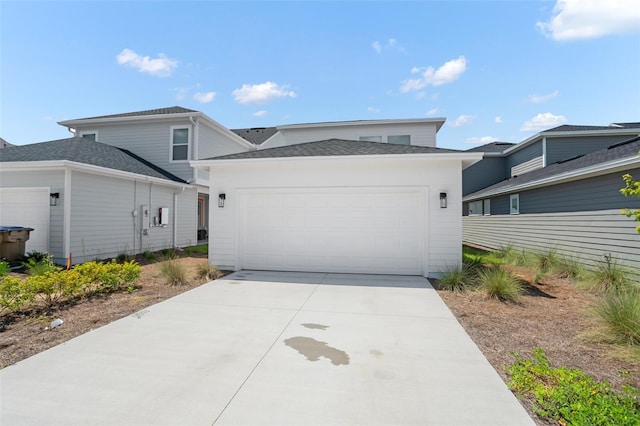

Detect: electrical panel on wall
[159, 207, 169, 226]
[140, 205, 150, 229]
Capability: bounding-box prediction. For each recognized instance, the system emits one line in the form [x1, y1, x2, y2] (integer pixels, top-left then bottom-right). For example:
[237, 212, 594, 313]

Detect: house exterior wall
[206, 156, 464, 277]
[506, 141, 542, 175]
[546, 135, 634, 165]
[463, 210, 640, 276]
[69, 171, 197, 263]
[0, 169, 65, 260]
[261, 122, 438, 149]
[463, 168, 640, 216]
[462, 157, 507, 196]
[73, 120, 195, 182]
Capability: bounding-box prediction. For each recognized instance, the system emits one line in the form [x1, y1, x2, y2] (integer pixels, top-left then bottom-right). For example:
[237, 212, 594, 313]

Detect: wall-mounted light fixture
[218, 193, 226, 208]
[439, 192, 447, 208]
[50, 192, 60, 207]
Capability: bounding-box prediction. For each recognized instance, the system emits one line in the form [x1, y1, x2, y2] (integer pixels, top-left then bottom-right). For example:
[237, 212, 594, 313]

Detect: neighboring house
[230, 118, 445, 149]
[192, 139, 482, 278]
[0, 137, 196, 264]
[58, 107, 256, 241]
[462, 126, 640, 274]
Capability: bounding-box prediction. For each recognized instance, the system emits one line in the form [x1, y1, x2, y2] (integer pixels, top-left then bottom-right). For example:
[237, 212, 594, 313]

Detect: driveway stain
[301, 323, 329, 330]
[284, 336, 350, 366]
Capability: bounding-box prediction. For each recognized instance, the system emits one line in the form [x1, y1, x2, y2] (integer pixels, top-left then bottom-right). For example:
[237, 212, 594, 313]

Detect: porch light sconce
[439, 192, 447, 208]
[50, 192, 60, 207]
[218, 193, 226, 208]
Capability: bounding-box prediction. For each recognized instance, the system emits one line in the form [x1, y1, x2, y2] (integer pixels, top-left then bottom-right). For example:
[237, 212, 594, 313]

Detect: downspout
[173, 186, 186, 248]
[542, 137, 547, 167]
[190, 116, 199, 182]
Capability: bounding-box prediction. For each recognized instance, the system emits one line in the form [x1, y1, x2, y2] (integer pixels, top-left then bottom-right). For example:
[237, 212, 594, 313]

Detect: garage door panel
[240, 188, 426, 275]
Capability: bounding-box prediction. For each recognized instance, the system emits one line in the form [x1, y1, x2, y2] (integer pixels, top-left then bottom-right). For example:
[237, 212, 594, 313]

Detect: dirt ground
[1, 258, 638, 425]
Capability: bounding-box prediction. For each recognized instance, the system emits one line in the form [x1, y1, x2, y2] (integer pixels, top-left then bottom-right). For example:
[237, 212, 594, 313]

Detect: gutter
[173, 186, 186, 249]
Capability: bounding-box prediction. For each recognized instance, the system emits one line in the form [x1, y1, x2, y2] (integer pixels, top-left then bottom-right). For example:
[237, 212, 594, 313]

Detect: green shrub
[592, 288, 640, 346]
[116, 252, 132, 263]
[142, 250, 157, 262]
[507, 348, 640, 425]
[0, 261, 11, 277]
[478, 266, 522, 302]
[501, 247, 530, 267]
[551, 255, 585, 280]
[532, 249, 560, 274]
[25, 271, 80, 307]
[72, 260, 141, 295]
[159, 258, 188, 285]
[22, 252, 60, 276]
[583, 254, 633, 293]
[0, 275, 32, 315]
[438, 264, 472, 292]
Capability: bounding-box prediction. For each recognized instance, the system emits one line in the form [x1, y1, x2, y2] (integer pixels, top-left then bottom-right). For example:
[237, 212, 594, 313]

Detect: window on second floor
[469, 199, 491, 216]
[359, 136, 383, 142]
[171, 127, 189, 161]
[80, 131, 98, 142]
[388, 135, 411, 145]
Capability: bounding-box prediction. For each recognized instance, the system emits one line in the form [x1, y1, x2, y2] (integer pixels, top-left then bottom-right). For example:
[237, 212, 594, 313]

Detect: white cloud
[233, 81, 296, 104]
[528, 90, 559, 104]
[372, 38, 403, 54]
[466, 136, 499, 145]
[536, 0, 640, 41]
[449, 114, 474, 128]
[116, 48, 177, 77]
[426, 108, 442, 116]
[400, 56, 467, 93]
[193, 91, 216, 103]
[367, 107, 381, 113]
[495, 116, 503, 124]
[521, 112, 567, 132]
[253, 110, 268, 117]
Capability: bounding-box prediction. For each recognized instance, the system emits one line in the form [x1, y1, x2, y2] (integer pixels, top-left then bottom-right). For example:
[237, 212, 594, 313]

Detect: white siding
[197, 123, 250, 159]
[463, 210, 640, 277]
[69, 171, 197, 262]
[261, 122, 438, 149]
[207, 157, 463, 277]
[511, 155, 543, 177]
[0, 170, 65, 260]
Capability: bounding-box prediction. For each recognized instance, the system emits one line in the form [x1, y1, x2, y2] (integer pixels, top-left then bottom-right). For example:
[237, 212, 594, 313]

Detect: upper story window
[469, 199, 491, 216]
[80, 131, 98, 142]
[510, 194, 520, 214]
[388, 135, 411, 145]
[171, 127, 189, 161]
[483, 199, 491, 216]
[359, 136, 383, 142]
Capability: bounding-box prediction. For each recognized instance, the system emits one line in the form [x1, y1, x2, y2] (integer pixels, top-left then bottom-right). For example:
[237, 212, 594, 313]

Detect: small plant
[531, 249, 559, 274]
[507, 348, 640, 425]
[160, 248, 178, 260]
[592, 288, 640, 346]
[159, 258, 188, 285]
[437, 264, 472, 292]
[583, 254, 632, 293]
[478, 266, 522, 302]
[22, 252, 60, 276]
[125, 285, 138, 294]
[0, 261, 10, 277]
[116, 252, 132, 263]
[0, 275, 33, 315]
[142, 251, 157, 262]
[551, 254, 584, 280]
[533, 270, 545, 285]
[196, 262, 220, 281]
[501, 247, 530, 267]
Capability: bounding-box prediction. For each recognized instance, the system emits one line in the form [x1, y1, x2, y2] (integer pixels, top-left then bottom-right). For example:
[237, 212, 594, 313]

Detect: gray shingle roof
[465, 136, 640, 199]
[72, 106, 198, 121]
[230, 127, 278, 145]
[208, 138, 463, 160]
[0, 137, 186, 183]
[0, 137, 14, 149]
[544, 123, 640, 133]
[612, 122, 640, 129]
[465, 141, 515, 153]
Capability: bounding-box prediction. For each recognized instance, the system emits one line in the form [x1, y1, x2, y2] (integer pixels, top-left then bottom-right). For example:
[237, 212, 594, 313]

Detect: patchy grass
[158, 258, 188, 286]
[184, 244, 208, 255]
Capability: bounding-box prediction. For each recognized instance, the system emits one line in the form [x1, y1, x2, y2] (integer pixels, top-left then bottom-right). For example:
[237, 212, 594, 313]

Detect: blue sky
[1, 0, 639, 149]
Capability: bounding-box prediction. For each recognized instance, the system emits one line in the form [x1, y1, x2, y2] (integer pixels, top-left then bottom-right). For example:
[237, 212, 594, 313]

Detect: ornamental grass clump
[159, 258, 188, 286]
[592, 287, 640, 347]
[437, 264, 472, 293]
[583, 254, 633, 294]
[478, 266, 522, 302]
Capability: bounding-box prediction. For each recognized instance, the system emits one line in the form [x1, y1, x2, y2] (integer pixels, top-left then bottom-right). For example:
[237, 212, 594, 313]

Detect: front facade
[463, 126, 640, 274]
[193, 140, 481, 278]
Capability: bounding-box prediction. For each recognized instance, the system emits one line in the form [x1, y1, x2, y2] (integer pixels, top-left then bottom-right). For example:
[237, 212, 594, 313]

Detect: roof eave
[504, 128, 640, 155]
[277, 118, 447, 132]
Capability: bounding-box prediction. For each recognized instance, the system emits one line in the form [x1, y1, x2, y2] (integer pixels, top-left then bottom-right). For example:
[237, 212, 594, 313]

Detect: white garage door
[240, 187, 426, 275]
[0, 187, 50, 253]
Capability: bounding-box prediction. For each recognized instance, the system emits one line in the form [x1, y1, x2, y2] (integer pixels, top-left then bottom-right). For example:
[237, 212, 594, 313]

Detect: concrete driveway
[0, 271, 533, 425]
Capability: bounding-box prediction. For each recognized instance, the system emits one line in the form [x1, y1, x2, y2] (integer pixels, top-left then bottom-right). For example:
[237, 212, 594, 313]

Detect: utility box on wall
[159, 207, 169, 226]
[140, 205, 150, 229]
